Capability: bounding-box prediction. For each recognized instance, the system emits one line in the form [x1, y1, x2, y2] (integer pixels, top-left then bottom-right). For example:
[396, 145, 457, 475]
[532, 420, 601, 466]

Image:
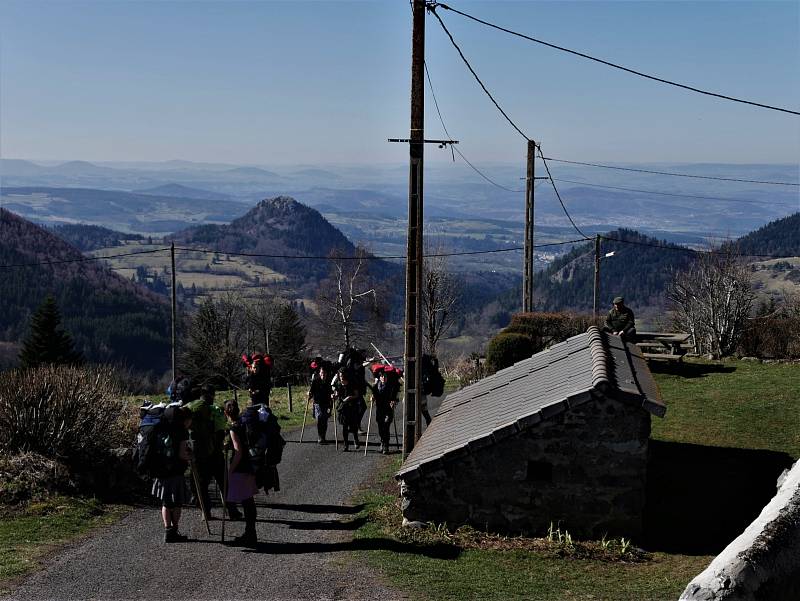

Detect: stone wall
[679, 460, 800, 601]
[401, 393, 651, 538]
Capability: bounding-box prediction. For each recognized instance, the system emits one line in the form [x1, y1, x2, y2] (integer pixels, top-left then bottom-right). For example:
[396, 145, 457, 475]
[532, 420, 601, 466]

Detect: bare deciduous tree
[668, 247, 755, 358]
[315, 246, 382, 351]
[422, 249, 461, 356]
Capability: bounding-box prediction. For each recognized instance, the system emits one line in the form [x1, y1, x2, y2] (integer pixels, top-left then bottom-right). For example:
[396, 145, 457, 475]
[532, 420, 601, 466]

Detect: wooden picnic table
[634, 331, 692, 361]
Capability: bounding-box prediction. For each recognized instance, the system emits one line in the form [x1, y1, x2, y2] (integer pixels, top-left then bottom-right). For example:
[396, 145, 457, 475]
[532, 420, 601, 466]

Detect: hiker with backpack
[240, 398, 285, 494]
[420, 354, 445, 426]
[185, 385, 241, 521]
[242, 352, 273, 407]
[368, 365, 402, 454]
[223, 400, 259, 547]
[307, 362, 333, 445]
[147, 405, 193, 543]
[334, 368, 365, 451]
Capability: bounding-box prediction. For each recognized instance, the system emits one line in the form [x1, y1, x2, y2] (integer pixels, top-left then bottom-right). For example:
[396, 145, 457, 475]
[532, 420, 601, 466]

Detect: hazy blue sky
[1, 0, 798, 166]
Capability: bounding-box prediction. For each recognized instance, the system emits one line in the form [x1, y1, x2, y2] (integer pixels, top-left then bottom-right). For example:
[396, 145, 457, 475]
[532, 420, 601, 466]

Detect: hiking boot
[343, 444, 349, 452]
[172, 529, 188, 543]
[228, 531, 257, 548]
[227, 507, 243, 521]
[164, 527, 174, 543]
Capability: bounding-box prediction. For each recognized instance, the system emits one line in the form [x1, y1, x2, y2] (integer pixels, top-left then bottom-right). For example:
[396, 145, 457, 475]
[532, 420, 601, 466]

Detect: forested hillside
[52, 224, 144, 251]
[171, 196, 400, 282]
[731, 212, 800, 257]
[0, 209, 170, 372]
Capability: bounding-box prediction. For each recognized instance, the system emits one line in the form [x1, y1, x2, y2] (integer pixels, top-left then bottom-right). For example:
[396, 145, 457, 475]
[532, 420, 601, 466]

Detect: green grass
[351, 358, 800, 600]
[651, 358, 800, 457]
[0, 497, 127, 591]
[353, 460, 710, 601]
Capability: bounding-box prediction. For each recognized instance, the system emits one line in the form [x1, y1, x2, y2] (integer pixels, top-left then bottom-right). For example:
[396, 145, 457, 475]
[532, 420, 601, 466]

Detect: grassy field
[351, 358, 800, 601]
[651, 358, 800, 457]
[0, 497, 127, 593]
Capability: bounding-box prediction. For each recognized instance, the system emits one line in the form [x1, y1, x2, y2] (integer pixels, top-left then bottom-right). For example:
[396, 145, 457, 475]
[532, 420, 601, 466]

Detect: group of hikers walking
[136, 347, 445, 547]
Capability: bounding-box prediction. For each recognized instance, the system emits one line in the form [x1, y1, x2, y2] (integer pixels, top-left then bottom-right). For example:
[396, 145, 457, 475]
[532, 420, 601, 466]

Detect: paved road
[4, 421, 409, 601]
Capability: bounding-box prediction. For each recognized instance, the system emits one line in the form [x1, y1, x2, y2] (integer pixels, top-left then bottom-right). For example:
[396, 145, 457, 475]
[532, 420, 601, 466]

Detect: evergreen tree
[271, 304, 307, 378]
[19, 296, 84, 368]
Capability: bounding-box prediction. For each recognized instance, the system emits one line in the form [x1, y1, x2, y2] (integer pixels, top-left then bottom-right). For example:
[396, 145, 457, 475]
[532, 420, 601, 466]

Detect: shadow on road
[644, 439, 794, 555]
[240, 537, 461, 559]
[259, 502, 365, 515]
[256, 517, 367, 530]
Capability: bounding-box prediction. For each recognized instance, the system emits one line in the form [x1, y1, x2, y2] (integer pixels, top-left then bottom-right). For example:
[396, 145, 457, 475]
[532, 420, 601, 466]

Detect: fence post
[287, 380, 293, 413]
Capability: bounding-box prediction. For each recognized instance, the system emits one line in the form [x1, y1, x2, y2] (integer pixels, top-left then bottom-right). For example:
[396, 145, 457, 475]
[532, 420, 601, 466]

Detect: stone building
[396, 326, 665, 538]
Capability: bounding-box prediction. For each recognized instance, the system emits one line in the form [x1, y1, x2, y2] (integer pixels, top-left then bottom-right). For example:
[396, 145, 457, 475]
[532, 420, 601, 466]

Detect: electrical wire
[431, 2, 800, 116]
[0, 247, 170, 270]
[429, 6, 531, 142]
[541, 157, 800, 187]
[537, 147, 591, 239]
[549, 178, 799, 207]
[424, 61, 524, 193]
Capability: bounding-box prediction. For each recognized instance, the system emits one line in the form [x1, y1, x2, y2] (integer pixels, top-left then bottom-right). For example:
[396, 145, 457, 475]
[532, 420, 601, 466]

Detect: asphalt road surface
[3, 418, 410, 601]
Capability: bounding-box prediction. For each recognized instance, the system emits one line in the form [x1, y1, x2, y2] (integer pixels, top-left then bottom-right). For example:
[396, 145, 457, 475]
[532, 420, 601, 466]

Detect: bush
[0, 452, 74, 504]
[486, 333, 535, 373]
[738, 315, 800, 359]
[485, 312, 599, 373]
[0, 365, 126, 464]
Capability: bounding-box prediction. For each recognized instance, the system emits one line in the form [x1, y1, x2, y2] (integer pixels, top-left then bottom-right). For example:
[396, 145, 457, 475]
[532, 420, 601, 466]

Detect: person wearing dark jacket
[244, 353, 272, 407]
[334, 370, 365, 451]
[151, 405, 192, 543]
[604, 296, 636, 341]
[368, 368, 399, 454]
[308, 365, 333, 444]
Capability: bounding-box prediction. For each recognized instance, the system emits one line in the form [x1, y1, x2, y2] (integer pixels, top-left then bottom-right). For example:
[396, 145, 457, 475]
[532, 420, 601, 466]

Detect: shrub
[0, 365, 126, 464]
[0, 452, 74, 504]
[486, 333, 534, 372]
[485, 312, 599, 372]
[738, 315, 800, 359]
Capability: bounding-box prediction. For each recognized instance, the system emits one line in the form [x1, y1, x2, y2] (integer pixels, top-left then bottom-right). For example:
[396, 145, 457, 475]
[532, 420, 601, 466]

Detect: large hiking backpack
[340, 348, 367, 395]
[241, 404, 286, 467]
[134, 402, 181, 477]
[370, 364, 403, 400]
[185, 399, 214, 460]
[421, 354, 445, 397]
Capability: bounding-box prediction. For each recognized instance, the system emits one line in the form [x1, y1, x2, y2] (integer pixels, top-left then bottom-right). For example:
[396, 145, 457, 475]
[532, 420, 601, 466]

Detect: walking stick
[333, 404, 339, 451]
[392, 402, 400, 449]
[364, 399, 373, 457]
[190, 460, 212, 535]
[300, 396, 310, 443]
[221, 449, 229, 543]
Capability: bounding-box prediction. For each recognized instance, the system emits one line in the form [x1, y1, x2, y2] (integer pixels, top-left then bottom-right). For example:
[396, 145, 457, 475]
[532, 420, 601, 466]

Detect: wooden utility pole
[522, 140, 536, 312]
[593, 236, 601, 317]
[170, 241, 177, 383]
[403, 0, 426, 458]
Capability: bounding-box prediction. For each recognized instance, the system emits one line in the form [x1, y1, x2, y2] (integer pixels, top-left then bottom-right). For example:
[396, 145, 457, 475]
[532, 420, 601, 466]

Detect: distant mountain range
[135, 183, 233, 201]
[0, 209, 170, 371]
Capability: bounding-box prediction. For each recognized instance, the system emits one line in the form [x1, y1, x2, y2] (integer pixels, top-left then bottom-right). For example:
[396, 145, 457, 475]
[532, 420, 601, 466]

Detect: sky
[1, 0, 799, 166]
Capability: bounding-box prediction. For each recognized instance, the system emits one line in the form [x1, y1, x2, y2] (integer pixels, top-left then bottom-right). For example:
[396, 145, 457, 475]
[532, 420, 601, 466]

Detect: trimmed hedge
[485, 333, 534, 373]
[486, 312, 600, 372]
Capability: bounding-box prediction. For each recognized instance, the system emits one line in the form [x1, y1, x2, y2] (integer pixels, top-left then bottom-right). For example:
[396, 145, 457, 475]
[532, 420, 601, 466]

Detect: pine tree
[19, 296, 84, 368]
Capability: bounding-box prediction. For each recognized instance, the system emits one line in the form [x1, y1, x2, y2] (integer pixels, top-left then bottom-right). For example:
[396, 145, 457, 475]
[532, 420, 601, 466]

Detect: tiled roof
[396, 326, 664, 481]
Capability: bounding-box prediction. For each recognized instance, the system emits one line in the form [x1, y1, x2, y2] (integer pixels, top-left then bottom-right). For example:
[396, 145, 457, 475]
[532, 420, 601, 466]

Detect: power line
[429, 6, 530, 142]
[550, 177, 799, 207]
[541, 157, 800, 187]
[424, 61, 524, 193]
[0, 247, 170, 270]
[431, 2, 800, 116]
[598, 235, 797, 259]
[537, 147, 590, 239]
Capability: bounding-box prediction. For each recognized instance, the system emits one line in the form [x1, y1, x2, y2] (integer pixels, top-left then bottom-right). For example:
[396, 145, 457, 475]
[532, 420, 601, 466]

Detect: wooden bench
[635, 331, 692, 362]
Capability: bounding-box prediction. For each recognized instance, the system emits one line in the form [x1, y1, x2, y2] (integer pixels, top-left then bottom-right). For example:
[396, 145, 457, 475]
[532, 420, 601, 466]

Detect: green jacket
[606, 306, 635, 334]
[186, 400, 228, 459]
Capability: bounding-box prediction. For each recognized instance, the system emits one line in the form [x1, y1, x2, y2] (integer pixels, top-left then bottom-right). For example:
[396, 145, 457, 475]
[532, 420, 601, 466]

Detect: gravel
[3, 424, 409, 601]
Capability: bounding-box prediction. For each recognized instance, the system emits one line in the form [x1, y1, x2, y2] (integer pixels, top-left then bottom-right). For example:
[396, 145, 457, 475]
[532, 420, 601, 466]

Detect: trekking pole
[300, 396, 310, 443]
[392, 402, 400, 449]
[364, 399, 373, 457]
[221, 449, 229, 543]
[190, 460, 212, 535]
[333, 405, 339, 451]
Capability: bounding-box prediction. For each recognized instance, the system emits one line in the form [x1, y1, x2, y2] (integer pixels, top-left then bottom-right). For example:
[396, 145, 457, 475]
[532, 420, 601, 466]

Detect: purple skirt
[226, 471, 258, 503]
